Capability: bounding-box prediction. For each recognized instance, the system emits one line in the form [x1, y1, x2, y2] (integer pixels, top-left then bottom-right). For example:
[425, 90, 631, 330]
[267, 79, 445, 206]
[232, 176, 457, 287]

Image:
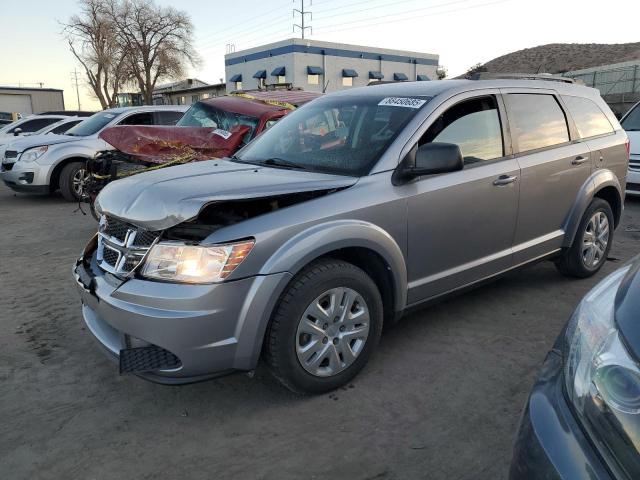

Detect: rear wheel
[265, 259, 383, 394]
[556, 198, 614, 278]
[59, 161, 89, 202]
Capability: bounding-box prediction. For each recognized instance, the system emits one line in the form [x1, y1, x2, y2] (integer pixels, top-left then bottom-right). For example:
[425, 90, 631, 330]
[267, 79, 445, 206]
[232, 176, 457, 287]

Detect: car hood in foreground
[96, 158, 358, 230]
[615, 255, 640, 361]
[2, 134, 78, 152]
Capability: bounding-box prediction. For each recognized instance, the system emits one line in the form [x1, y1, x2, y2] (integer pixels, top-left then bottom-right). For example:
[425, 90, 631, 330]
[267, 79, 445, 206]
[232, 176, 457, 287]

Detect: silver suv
[73, 79, 629, 393]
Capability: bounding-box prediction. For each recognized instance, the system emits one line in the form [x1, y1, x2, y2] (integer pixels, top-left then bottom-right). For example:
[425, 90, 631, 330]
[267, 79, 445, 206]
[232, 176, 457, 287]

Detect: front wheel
[264, 259, 383, 394]
[556, 198, 614, 278]
[59, 161, 89, 202]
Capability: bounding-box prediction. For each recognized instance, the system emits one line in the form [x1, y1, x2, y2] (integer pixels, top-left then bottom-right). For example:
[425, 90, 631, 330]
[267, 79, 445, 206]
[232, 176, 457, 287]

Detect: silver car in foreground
[74, 79, 629, 393]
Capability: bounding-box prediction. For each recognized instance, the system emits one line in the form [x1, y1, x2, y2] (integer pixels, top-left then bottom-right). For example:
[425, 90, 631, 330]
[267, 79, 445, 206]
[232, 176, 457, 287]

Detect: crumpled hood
[99, 125, 250, 164]
[1, 133, 78, 152]
[96, 158, 358, 230]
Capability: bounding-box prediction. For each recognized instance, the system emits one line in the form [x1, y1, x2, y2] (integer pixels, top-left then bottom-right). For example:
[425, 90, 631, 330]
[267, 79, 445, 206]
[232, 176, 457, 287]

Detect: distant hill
[474, 43, 640, 75]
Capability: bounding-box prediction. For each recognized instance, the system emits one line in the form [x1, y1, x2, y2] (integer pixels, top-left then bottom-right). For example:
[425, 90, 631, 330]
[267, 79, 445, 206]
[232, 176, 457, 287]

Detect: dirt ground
[0, 182, 638, 480]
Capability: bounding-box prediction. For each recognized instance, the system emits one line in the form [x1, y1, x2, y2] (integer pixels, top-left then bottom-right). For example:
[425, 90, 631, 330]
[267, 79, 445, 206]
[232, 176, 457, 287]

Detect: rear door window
[51, 120, 82, 134]
[506, 94, 570, 152]
[419, 96, 504, 165]
[118, 112, 154, 126]
[561, 95, 613, 138]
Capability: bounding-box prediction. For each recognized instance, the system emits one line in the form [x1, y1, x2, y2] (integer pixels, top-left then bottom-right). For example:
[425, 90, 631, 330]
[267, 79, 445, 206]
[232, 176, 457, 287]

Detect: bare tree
[63, 0, 129, 109]
[107, 0, 200, 105]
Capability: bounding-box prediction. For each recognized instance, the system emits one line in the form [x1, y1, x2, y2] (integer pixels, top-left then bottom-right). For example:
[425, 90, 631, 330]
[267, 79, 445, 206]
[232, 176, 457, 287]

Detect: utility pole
[293, 0, 312, 39]
[71, 68, 82, 110]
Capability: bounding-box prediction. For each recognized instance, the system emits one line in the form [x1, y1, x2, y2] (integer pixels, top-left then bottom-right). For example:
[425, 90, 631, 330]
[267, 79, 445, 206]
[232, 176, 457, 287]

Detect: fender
[232, 219, 408, 370]
[562, 169, 622, 247]
[259, 219, 408, 312]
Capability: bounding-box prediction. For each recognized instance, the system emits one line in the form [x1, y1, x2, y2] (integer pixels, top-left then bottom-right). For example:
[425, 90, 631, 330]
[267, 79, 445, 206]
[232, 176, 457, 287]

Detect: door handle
[493, 175, 518, 186]
[572, 155, 589, 165]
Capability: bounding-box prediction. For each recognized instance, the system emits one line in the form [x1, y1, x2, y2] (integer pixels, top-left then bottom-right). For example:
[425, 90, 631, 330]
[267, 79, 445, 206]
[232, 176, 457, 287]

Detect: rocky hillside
[477, 43, 640, 74]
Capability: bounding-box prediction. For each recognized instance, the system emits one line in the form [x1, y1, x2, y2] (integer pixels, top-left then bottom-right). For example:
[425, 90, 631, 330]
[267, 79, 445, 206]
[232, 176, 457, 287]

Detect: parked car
[0, 105, 187, 201]
[27, 116, 85, 136]
[73, 78, 629, 394]
[510, 257, 640, 479]
[621, 100, 640, 195]
[0, 114, 68, 145]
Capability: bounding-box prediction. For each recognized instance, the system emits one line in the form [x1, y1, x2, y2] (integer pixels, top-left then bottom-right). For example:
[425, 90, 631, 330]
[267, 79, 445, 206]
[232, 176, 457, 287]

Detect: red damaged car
[86, 91, 321, 215]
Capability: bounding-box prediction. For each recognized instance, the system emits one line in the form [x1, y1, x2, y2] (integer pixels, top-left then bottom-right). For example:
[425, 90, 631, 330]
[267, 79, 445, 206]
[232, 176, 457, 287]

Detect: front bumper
[73, 242, 292, 384]
[1, 159, 53, 193]
[509, 349, 614, 479]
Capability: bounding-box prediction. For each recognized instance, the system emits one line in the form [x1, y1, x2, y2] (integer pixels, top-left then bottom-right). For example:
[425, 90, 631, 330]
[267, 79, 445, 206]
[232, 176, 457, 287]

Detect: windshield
[65, 111, 117, 136]
[622, 103, 640, 131]
[178, 102, 259, 141]
[234, 95, 430, 176]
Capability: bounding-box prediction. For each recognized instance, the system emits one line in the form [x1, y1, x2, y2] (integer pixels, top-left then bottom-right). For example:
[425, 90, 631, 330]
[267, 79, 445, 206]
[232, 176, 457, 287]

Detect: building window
[235, 81, 243, 90]
[277, 76, 286, 84]
[308, 74, 319, 85]
[258, 78, 265, 89]
[202, 93, 210, 99]
[192, 94, 200, 103]
[177, 96, 186, 105]
[342, 77, 353, 87]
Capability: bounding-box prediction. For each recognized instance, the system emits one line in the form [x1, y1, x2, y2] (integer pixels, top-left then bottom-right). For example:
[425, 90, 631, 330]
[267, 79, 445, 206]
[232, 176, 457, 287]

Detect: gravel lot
[1, 182, 639, 480]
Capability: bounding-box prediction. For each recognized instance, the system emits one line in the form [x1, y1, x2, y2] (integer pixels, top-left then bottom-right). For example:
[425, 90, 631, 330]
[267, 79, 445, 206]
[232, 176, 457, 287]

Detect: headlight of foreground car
[141, 240, 255, 283]
[564, 266, 640, 476]
[19, 145, 48, 163]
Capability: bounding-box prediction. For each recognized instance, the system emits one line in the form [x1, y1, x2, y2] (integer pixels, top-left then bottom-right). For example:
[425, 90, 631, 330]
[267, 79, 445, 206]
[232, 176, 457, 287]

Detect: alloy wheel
[72, 168, 90, 198]
[582, 211, 609, 268]
[295, 287, 370, 377]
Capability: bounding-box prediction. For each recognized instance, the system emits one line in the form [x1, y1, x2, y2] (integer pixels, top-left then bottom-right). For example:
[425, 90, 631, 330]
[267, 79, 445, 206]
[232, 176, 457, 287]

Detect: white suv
[621, 100, 640, 195]
[0, 106, 187, 201]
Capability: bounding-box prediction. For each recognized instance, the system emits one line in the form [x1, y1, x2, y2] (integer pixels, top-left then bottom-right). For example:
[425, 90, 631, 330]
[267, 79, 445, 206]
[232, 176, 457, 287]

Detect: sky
[1, 0, 638, 111]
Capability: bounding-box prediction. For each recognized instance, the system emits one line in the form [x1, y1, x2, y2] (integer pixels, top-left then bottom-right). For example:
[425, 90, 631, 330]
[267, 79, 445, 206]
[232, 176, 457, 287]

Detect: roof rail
[469, 72, 579, 84]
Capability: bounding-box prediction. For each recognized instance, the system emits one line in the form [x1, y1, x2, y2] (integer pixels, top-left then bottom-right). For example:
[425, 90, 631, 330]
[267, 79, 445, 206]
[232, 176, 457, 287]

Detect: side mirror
[13, 127, 22, 136]
[393, 142, 463, 184]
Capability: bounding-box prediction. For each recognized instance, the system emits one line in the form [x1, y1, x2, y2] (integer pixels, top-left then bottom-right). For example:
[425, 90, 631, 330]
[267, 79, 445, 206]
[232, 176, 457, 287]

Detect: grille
[630, 159, 640, 171]
[4, 150, 17, 159]
[97, 215, 161, 275]
[627, 182, 640, 192]
[119, 346, 181, 374]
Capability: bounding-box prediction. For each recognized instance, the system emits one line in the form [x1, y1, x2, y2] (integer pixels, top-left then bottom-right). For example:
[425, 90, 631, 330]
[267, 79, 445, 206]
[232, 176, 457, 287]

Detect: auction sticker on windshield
[212, 128, 232, 139]
[378, 97, 427, 109]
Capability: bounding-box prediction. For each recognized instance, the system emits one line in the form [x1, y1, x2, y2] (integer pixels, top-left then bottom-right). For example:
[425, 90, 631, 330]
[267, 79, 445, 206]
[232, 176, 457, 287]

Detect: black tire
[59, 161, 87, 202]
[264, 258, 383, 394]
[556, 198, 614, 278]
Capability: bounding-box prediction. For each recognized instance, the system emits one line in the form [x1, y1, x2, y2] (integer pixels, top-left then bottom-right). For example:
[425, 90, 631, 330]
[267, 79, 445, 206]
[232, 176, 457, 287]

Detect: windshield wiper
[262, 157, 308, 170]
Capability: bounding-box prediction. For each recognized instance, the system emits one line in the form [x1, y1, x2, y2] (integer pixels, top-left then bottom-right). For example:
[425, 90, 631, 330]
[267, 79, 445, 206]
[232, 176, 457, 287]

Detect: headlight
[140, 240, 255, 284]
[19, 145, 48, 163]
[564, 266, 640, 475]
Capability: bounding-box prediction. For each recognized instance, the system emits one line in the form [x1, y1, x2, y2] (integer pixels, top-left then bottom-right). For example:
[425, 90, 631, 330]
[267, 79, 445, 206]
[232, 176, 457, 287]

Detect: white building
[224, 38, 439, 93]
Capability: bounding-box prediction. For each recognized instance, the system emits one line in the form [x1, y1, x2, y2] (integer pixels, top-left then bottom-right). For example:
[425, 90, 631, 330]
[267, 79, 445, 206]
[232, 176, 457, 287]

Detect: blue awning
[271, 66, 286, 76]
[229, 74, 242, 82]
[342, 69, 358, 78]
[307, 66, 323, 75]
[417, 74, 431, 81]
[369, 71, 384, 80]
[393, 72, 408, 81]
[253, 70, 267, 79]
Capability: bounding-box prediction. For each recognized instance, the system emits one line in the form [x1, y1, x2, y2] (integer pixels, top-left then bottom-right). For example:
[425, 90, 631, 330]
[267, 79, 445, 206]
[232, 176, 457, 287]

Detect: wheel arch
[563, 170, 623, 247]
[48, 156, 90, 192]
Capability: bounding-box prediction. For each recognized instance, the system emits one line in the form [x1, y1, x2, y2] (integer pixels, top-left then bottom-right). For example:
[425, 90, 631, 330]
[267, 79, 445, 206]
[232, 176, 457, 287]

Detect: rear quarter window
[562, 95, 614, 138]
[506, 94, 569, 153]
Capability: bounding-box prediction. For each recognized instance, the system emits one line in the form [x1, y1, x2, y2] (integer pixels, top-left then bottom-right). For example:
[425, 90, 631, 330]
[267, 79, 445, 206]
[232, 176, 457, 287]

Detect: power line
[313, 0, 476, 22]
[198, 12, 291, 50]
[293, 0, 312, 39]
[311, 0, 513, 36]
